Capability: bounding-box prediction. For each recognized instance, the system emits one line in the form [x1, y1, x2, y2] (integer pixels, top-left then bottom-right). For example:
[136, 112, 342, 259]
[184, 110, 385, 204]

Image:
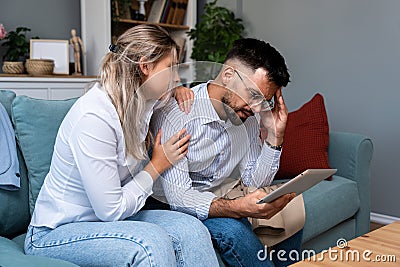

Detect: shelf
[81, 0, 195, 76]
[117, 19, 190, 31]
[0, 74, 97, 83]
[0, 74, 97, 78]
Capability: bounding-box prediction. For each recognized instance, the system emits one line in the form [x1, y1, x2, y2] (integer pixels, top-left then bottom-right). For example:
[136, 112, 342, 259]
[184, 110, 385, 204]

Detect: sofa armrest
[328, 131, 373, 236]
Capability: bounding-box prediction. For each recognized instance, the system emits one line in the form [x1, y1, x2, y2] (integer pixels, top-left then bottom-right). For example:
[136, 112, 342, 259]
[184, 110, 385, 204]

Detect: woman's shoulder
[64, 83, 121, 131]
[76, 84, 118, 119]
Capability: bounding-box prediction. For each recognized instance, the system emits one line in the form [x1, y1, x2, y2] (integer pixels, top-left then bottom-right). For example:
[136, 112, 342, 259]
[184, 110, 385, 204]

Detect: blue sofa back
[0, 90, 77, 238]
[0, 90, 30, 238]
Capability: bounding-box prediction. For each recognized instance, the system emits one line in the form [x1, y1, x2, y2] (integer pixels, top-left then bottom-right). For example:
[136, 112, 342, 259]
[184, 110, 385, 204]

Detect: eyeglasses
[235, 70, 274, 111]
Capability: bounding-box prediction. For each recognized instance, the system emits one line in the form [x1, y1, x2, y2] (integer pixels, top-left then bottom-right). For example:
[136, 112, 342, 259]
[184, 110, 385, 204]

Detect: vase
[2, 61, 25, 74]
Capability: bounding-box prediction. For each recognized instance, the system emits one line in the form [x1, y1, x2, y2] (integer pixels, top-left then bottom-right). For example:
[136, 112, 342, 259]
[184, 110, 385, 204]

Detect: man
[150, 38, 303, 267]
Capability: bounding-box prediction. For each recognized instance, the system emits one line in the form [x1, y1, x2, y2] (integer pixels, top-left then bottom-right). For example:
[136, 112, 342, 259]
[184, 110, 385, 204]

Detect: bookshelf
[81, 0, 196, 83]
[117, 19, 190, 31]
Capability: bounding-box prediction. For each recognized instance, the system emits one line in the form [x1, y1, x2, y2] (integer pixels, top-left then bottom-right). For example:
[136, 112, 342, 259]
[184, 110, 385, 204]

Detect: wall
[214, 0, 400, 218]
[0, 0, 81, 71]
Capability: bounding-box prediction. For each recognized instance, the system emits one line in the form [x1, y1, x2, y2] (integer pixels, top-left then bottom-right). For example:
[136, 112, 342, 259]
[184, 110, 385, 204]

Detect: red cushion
[275, 93, 332, 180]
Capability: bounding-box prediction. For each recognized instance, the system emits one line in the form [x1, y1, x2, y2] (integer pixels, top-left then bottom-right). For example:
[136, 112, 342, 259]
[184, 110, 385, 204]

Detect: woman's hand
[144, 128, 191, 180]
[175, 86, 194, 114]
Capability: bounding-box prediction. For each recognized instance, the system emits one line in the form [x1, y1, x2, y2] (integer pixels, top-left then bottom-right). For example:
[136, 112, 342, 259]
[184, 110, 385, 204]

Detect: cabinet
[0, 76, 96, 100]
[80, 0, 196, 83]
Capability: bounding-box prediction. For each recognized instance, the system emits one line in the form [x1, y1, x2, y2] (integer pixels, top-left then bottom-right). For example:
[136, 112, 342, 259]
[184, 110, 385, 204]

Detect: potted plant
[187, 0, 244, 83]
[1, 26, 31, 74]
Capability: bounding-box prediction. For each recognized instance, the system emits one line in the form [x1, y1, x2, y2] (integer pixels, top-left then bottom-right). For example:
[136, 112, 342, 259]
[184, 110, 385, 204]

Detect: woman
[24, 25, 218, 267]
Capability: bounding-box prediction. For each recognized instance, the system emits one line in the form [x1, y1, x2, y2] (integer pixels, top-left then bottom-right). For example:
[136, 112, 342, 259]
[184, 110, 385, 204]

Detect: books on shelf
[173, 36, 186, 63]
[165, 0, 176, 24]
[147, 0, 188, 25]
[147, 0, 167, 22]
[171, 0, 188, 25]
[160, 0, 173, 23]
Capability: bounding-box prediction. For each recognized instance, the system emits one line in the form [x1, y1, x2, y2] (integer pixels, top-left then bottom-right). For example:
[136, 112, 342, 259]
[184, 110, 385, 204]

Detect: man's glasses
[235, 70, 274, 112]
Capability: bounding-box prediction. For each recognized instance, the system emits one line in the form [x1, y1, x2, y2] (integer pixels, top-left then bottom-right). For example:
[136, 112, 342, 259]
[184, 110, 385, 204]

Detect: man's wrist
[209, 198, 242, 218]
[264, 139, 283, 151]
[265, 134, 283, 146]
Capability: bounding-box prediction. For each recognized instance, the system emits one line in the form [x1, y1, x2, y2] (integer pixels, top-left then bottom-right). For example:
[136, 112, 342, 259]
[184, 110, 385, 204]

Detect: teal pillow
[11, 96, 78, 215]
[0, 90, 30, 238]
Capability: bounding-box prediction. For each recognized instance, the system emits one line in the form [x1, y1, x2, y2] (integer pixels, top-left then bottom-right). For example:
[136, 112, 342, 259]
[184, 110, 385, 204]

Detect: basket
[25, 59, 54, 76]
[2, 61, 25, 74]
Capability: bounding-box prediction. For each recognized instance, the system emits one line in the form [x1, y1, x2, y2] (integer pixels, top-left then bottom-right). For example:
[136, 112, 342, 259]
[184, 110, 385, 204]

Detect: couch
[0, 89, 373, 266]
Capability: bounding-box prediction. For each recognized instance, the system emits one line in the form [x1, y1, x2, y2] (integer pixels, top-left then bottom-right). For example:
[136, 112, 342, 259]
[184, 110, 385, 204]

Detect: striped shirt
[150, 81, 281, 220]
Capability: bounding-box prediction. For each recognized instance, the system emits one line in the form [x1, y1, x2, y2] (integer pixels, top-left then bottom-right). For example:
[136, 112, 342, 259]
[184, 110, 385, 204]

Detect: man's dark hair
[224, 38, 290, 87]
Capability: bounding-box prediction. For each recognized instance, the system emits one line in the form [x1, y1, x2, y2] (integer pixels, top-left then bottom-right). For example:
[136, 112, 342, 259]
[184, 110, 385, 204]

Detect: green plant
[1, 26, 32, 61]
[187, 0, 244, 63]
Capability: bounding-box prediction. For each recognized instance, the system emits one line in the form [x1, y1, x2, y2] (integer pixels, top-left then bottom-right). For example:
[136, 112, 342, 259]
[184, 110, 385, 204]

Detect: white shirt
[150, 82, 281, 220]
[31, 83, 154, 228]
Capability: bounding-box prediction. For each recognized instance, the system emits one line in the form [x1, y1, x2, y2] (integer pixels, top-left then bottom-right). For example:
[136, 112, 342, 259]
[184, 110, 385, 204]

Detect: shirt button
[220, 151, 224, 155]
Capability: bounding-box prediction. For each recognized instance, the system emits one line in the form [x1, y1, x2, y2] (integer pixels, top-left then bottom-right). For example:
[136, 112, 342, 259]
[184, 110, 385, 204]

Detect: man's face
[222, 68, 280, 125]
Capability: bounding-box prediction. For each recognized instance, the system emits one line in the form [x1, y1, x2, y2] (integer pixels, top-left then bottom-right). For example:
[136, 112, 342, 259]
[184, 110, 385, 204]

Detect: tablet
[256, 169, 337, 204]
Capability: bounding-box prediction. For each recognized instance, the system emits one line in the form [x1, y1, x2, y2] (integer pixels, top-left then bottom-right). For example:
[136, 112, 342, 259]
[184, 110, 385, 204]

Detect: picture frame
[30, 39, 69, 74]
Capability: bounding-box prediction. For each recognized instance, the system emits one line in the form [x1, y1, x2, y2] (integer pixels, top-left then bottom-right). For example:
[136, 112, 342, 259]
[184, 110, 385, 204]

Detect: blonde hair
[99, 25, 178, 160]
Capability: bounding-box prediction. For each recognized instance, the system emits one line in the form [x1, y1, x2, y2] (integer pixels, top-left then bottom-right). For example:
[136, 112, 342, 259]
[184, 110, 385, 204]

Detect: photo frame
[30, 39, 69, 74]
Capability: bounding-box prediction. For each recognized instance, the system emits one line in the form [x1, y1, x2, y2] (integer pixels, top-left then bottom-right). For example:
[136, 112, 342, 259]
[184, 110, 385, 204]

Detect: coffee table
[292, 221, 400, 266]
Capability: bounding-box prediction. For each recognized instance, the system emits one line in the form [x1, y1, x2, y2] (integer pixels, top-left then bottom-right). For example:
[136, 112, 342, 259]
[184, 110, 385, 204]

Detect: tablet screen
[256, 169, 337, 204]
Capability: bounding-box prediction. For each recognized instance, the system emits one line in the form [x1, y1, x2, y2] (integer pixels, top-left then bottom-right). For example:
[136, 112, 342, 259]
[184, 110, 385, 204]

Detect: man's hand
[209, 190, 296, 219]
[259, 88, 288, 146]
[174, 86, 194, 114]
[236, 190, 296, 219]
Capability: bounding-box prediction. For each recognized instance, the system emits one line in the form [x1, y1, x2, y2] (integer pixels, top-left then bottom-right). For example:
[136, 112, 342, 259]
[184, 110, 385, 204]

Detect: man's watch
[264, 140, 283, 151]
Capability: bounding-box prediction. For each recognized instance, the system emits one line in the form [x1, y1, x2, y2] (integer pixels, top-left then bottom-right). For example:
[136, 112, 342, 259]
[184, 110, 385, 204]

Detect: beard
[221, 94, 254, 126]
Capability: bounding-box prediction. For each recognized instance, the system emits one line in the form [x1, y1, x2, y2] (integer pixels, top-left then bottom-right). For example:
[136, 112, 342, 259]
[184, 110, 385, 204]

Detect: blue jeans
[203, 217, 303, 267]
[25, 210, 219, 267]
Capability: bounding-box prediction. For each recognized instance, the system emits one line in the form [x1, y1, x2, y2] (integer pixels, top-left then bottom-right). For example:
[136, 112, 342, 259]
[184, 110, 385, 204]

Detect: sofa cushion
[11, 233, 26, 248]
[0, 90, 30, 238]
[11, 96, 77, 215]
[0, 236, 79, 267]
[302, 218, 356, 253]
[301, 175, 360, 242]
[275, 93, 331, 180]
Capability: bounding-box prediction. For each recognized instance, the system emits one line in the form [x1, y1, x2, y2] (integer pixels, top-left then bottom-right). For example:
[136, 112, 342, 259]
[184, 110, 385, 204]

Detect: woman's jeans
[203, 217, 303, 267]
[25, 210, 219, 267]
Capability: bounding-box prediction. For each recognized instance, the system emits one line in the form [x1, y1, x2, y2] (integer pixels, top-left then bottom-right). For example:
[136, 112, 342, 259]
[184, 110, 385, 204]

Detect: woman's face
[140, 51, 180, 101]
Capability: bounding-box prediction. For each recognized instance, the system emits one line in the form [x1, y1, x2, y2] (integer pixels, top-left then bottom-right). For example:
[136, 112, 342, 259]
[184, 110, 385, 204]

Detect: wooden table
[292, 221, 400, 266]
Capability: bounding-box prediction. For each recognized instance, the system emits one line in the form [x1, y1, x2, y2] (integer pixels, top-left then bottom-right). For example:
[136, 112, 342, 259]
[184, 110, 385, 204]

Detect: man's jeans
[203, 217, 303, 267]
[25, 210, 219, 267]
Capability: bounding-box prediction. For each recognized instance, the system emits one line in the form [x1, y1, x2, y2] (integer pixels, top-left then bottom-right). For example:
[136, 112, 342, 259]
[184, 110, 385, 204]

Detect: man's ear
[221, 66, 235, 85]
[139, 56, 150, 76]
